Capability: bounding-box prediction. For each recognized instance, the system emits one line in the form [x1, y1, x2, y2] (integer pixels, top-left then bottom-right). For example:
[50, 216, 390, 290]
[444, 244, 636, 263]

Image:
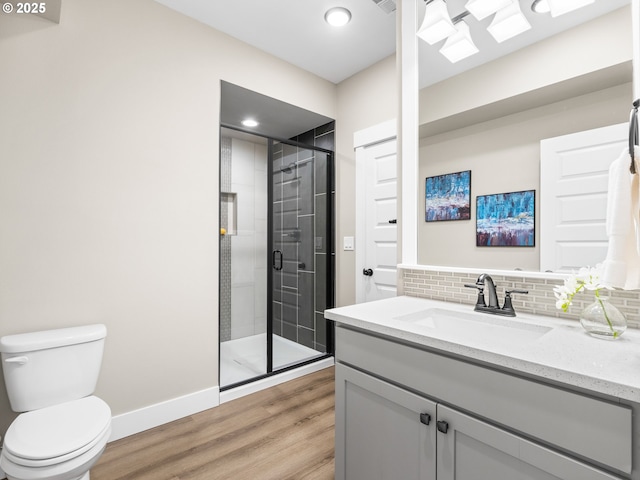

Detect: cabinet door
[335, 364, 436, 480]
[437, 405, 624, 480]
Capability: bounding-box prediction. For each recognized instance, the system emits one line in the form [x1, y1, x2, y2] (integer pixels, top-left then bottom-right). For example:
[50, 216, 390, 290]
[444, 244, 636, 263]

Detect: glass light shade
[465, 0, 511, 20]
[325, 7, 351, 27]
[417, 0, 456, 45]
[487, 2, 531, 43]
[439, 21, 479, 63]
[546, 0, 594, 17]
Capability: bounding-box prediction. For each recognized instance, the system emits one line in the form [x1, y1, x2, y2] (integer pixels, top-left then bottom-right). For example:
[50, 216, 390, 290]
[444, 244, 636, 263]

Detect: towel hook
[629, 99, 639, 174]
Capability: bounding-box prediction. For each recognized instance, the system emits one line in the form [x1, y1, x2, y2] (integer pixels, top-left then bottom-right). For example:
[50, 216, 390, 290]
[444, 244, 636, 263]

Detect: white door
[362, 138, 398, 302]
[540, 123, 627, 272]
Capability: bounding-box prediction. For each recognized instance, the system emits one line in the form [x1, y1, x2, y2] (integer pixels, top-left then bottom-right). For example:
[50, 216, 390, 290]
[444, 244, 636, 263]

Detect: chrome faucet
[464, 273, 528, 317]
[477, 273, 499, 308]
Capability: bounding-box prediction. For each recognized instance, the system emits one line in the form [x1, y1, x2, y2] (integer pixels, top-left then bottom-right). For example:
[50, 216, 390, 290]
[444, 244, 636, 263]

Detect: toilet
[0, 325, 111, 480]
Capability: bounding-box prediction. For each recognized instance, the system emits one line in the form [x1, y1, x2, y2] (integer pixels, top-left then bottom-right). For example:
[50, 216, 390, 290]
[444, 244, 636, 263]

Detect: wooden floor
[92, 367, 335, 480]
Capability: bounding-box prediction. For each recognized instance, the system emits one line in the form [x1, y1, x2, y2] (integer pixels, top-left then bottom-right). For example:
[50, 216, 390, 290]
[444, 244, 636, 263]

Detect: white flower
[553, 263, 608, 312]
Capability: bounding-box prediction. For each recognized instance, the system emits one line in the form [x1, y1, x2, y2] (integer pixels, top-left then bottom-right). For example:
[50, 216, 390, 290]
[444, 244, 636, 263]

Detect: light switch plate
[343, 236, 354, 251]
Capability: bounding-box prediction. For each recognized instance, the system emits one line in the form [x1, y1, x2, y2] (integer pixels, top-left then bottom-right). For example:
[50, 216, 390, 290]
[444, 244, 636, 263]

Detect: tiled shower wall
[402, 268, 640, 329]
[272, 122, 335, 352]
[220, 136, 268, 342]
[220, 137, 232, 341]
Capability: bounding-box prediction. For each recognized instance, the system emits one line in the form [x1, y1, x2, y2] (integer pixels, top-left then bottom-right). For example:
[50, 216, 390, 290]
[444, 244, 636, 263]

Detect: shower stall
[219, 125, 335, 389]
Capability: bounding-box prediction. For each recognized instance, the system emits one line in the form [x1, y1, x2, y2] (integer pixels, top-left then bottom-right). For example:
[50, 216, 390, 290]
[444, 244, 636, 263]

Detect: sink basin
[393, 308, 551, 345]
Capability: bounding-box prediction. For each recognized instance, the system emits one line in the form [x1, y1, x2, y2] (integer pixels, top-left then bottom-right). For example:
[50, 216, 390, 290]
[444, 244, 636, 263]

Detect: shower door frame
[219, 125, 335, 392]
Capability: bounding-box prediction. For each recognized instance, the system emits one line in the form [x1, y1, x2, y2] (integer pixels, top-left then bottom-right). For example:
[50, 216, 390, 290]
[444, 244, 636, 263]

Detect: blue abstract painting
[425, 170, 471, 222]
[476, 190, 535, 247]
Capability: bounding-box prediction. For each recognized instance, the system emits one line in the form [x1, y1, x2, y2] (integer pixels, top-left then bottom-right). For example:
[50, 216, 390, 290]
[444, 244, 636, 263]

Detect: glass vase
[579, 295, 627, 340]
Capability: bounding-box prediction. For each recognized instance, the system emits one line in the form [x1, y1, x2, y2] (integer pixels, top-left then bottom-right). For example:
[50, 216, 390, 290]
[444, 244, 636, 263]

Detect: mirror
[415, 0, 632, 273]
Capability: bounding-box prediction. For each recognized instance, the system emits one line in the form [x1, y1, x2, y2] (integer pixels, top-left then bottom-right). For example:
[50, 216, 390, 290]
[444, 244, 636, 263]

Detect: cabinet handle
[363, 268, 373, 276]
[437, 420, 449, 434]
[419, 413, 431, 426]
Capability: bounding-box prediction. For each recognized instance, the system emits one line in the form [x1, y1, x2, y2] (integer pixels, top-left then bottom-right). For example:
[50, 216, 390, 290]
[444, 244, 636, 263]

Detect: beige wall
[0, 0, 337, 436]
[335, 54, 398, 307]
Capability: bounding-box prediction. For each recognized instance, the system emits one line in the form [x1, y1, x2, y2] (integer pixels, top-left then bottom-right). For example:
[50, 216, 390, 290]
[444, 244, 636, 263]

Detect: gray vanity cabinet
[335, 363, 436, 480]
[335, 325, 630, 480]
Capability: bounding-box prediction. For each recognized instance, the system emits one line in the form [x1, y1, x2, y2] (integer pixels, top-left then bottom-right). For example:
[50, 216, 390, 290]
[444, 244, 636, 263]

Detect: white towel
[601, 146, 640, 289]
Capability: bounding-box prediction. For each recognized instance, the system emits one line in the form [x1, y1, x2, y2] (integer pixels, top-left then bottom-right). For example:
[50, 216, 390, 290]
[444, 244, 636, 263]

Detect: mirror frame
[398, 0, 640, 279]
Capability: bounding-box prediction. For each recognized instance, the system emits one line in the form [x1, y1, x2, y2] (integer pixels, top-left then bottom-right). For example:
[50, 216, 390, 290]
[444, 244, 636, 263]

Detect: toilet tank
[0, 324, 107, 412]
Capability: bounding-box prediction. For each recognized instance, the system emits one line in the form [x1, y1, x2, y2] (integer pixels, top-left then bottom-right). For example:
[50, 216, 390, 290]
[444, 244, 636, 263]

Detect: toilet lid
[4, 396, 111, 461]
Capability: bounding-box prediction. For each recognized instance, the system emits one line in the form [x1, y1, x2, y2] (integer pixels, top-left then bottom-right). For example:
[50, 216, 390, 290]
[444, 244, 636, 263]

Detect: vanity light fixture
[418, 0, 593, 63]
[241, 119, 259, 127]
[465, 0, 511, 20]
[417, 0, 456, 45]
[487, 0, 531, 43]
[439, 20, 479, 63]
[324, 7, 352, 27]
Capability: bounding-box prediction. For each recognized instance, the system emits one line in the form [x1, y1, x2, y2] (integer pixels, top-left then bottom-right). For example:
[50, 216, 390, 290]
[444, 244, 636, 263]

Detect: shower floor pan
[220, 333, 323, 387]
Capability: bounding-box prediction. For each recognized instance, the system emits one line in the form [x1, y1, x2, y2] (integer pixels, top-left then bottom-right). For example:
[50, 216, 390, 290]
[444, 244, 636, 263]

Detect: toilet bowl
[0, 396, 111, 480]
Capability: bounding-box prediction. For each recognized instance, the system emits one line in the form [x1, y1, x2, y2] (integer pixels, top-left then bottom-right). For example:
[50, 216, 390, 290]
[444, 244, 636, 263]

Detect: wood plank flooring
[92, 367, 335, 480]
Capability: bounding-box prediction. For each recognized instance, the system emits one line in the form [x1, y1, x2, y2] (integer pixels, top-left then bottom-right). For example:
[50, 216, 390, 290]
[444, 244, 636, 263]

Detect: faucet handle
[506, 289, 529, 295]
[464, 284, 486, 307]
[502, 289, 529, 316]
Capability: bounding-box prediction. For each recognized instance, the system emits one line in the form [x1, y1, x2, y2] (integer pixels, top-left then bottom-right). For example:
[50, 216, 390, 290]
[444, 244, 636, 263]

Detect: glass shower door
[270, 140, 332, 371]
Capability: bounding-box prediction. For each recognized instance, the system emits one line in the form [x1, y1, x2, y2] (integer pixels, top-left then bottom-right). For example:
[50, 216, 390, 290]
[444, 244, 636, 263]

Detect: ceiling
[154, 0, 629, 88]
[220, 82, 334, 140]
[154, 0, 630, 138]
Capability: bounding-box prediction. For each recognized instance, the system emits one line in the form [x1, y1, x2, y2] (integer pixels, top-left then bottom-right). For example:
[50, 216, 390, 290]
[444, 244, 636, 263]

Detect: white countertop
[325, 296, 640, 403]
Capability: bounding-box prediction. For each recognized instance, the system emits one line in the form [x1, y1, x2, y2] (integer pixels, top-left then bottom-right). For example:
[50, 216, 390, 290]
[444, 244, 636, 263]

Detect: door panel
[270, 142, 331, 369]
[335, 364, 436, 480]
[540, 124, 626, 272]
[363, 139, 398, 302]
[437, 405, 623, 480]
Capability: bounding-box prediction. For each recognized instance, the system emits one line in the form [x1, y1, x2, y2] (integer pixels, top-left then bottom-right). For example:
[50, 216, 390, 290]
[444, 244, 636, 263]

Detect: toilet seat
[3, 396, 111, 467]
[0, 428, 110, 480]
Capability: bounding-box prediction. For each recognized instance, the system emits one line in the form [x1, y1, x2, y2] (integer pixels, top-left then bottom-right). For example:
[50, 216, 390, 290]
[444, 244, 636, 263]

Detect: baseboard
[109, 386, 220, 442]
[220, 357, 335, 404]
[108, 358, 334, 442]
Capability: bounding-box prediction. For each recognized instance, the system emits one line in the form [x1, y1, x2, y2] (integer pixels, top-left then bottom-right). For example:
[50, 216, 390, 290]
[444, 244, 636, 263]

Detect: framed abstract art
[476, 190, 535, 247]
[425, 170, 471, 222]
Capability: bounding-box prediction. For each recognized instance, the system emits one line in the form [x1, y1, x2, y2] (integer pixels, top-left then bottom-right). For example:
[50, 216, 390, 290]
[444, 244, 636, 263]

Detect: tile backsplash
[402, 268, 640, 329]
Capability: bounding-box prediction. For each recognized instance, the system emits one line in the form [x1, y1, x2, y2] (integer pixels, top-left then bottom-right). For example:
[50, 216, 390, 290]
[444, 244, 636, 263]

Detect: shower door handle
[272, 250, 283, 271]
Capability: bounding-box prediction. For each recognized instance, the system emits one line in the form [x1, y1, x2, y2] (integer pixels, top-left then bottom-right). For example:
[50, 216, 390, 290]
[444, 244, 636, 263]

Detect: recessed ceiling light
[241, 119, 259, 128]
[531, 0, 550, 13]
[325, 7, 352, 27]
